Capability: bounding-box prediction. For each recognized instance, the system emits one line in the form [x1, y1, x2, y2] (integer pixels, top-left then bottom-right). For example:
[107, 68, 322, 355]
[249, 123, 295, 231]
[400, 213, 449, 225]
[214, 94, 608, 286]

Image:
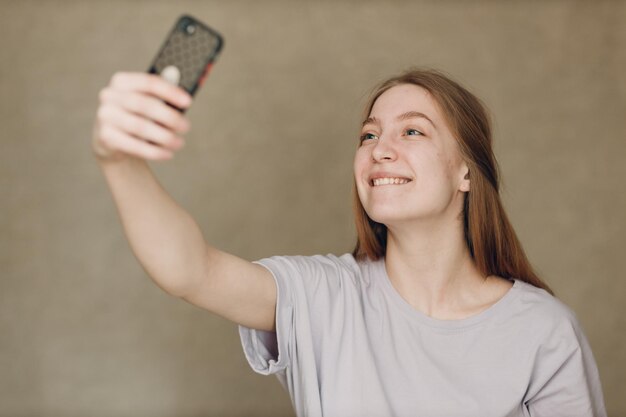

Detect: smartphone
[148, 15, 224, 111]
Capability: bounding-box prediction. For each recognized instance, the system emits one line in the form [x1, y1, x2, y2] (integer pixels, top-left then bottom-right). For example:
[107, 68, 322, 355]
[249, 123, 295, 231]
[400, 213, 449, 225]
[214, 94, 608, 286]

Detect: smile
[371, 177, 412, 186]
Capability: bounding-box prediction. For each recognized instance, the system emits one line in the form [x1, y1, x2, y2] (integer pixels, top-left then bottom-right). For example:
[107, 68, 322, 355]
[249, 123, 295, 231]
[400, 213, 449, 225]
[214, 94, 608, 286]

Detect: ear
[459, 164, 470, 192]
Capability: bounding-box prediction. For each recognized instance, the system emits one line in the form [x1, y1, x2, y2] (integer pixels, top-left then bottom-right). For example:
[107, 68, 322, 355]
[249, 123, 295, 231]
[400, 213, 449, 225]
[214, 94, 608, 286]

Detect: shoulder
[513, 281, 607, 414]
[256, 253, 359, 274]
[512, 280, 575, 318]
[254, 254, 379, 310]
[507, 281, 599, 388]
[254, 253, 367, 287]
[509, 280, 586, 342]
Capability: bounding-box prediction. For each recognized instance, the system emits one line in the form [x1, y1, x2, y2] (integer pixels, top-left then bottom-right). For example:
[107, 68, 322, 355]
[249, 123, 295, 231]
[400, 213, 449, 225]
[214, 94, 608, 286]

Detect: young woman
[93, 69, 606, 416]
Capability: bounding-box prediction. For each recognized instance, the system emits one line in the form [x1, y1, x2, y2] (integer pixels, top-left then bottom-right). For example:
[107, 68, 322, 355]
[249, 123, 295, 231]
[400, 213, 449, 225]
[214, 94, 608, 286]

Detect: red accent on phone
[199, 63, 213, 87]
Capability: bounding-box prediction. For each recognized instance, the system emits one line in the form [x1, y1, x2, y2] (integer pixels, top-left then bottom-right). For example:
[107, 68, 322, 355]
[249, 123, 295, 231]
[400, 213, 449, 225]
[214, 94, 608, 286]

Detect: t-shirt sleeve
[524, 306, 607, 417]
[238, 257, 294, 376]
[238, 254, 351, 377]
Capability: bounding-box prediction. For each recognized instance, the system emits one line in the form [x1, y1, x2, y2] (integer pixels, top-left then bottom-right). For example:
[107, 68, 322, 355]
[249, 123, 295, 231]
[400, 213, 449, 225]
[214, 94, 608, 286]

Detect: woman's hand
[92, 72, 193, 162]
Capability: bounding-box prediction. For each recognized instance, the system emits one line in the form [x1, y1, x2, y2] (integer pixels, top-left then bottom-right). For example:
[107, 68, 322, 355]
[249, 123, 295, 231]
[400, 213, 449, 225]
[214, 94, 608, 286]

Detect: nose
[371, 137, 397, 162]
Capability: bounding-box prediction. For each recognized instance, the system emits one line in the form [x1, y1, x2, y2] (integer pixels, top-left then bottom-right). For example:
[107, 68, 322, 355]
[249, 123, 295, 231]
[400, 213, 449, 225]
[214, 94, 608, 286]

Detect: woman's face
[353, 84, 470, 228]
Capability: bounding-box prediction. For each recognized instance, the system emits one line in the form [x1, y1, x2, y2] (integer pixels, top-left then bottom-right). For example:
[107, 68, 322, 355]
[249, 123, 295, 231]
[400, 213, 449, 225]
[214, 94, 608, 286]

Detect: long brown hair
[352, 68, 553, 295]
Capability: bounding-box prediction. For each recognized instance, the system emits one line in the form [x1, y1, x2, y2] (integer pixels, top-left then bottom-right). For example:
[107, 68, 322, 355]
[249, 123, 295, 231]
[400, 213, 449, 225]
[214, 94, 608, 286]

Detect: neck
[384, 216, 489, 318]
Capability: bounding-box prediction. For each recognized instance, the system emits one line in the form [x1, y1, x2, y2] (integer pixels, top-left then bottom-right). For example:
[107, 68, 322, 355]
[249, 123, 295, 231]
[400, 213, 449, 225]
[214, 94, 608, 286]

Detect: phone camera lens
[185, 23, 196, 35]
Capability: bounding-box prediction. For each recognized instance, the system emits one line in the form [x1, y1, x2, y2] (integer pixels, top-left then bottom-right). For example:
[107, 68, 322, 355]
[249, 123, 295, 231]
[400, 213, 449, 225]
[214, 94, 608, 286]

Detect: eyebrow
[362, 111, 436, 129]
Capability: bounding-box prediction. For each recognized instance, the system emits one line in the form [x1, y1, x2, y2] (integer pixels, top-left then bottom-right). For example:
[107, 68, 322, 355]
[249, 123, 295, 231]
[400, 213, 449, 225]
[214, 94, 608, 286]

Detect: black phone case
[148, 15, 223, 98]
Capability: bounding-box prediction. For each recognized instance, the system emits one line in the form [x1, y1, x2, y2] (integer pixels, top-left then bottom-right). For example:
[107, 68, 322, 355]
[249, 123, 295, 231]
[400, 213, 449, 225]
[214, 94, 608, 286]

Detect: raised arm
[93, 72, 277, 332]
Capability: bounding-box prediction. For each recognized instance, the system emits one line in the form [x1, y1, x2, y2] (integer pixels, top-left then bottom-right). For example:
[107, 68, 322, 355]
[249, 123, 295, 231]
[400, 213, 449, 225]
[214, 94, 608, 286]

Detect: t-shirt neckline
[376, 257, 520, 330]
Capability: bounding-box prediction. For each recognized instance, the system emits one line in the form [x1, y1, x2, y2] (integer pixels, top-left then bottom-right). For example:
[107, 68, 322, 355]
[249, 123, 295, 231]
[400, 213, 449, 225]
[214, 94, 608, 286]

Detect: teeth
[372, 177, 410, 186]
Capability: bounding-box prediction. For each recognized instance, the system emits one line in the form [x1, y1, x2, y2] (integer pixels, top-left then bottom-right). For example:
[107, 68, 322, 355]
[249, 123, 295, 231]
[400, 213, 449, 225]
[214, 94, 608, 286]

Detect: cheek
[414, 152, 457, 195]
[352, 155, 367, 198]
[353, 149, 369, 176]
[439, 141, 465, 178]
[444, 155, 468, 188]
[410, 149, 447, 179]
[431, 149, 457, 180]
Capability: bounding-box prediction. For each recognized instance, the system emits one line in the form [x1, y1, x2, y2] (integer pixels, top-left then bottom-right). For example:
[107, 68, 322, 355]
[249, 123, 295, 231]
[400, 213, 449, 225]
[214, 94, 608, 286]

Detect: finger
[100, 88, 190, 133]
[109, 72, 192, 110]
[99, 104, 185, 151]
[100, 124, 174, 161]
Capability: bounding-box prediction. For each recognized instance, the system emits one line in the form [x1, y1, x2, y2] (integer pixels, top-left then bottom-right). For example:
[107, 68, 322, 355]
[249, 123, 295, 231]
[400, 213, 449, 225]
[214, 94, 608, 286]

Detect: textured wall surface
[1, 1, 625, 416]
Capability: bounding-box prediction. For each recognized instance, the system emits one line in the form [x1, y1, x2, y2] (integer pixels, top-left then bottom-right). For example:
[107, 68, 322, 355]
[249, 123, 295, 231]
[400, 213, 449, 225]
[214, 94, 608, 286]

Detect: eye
[404, 128, 424, 137]
[360, 132, 378, 142]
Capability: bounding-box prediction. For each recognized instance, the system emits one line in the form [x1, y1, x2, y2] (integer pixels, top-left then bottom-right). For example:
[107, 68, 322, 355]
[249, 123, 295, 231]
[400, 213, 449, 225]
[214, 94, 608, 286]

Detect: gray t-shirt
[239, 254, 606, 417]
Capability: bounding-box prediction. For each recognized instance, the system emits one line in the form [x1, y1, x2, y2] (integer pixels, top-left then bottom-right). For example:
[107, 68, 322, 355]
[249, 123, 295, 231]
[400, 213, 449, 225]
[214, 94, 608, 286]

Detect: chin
[365, 203, 438, 227]
[364, 206, 407, 226]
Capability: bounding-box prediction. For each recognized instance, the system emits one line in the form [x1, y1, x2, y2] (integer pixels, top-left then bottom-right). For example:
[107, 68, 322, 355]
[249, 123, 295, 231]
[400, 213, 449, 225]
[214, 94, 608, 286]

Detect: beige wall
[1, 1, 624, 416]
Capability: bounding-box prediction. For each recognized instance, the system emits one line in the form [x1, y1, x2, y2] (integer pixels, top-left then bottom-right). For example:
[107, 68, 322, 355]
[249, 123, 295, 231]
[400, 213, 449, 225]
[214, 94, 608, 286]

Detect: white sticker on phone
[161, 65, 181, 86]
